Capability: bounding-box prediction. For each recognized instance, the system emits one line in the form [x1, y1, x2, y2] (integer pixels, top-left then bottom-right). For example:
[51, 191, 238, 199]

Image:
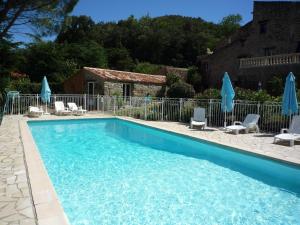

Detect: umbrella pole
[289, 111, 291, 128]
[44, 101, 50, 115]
[224, 94, 227, 128]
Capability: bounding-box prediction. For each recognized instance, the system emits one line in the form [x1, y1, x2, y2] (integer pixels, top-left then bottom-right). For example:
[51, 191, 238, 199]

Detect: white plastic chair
[226, 114, 260, 134]
[67, 102, 87, 115]
[55, 101, 71, 115]
[190, 107, 207, 130]
[274, 115, 300, 146]
[28, 106, 43, 117]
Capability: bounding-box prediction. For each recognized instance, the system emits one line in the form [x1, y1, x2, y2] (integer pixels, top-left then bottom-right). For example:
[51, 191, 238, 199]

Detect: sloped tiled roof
[10, 72, 28, 79]
[83, 67, 166, 85]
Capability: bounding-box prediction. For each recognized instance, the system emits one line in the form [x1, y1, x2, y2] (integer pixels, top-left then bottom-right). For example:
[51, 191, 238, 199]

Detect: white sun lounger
[67, 102, 87, 115]
[226, 114, 260, 134]
[28, 106, 43, 117]
[274, 115, 300, 146]
[55, 101, 71, 115]
[190, 107, 207, 130]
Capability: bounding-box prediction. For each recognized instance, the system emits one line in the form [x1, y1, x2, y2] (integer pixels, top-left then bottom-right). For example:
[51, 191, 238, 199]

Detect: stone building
[200, 1, 300, 89]
[64, 67, 166, 97]
[158, 66, 189, 80]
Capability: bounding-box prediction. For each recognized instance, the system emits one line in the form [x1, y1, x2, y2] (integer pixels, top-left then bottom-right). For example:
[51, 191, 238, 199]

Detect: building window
[240, 39, 246, 47]
[259, 20, 268, 34]
[201, 62, 209, 72]
[122, 83, 131, 97]
[264, 47, 275, 56]
[87, 82, 95, 95]
[296, 41, 300, 53]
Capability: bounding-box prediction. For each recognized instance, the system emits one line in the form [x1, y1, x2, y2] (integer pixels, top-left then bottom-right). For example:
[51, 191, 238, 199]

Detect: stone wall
[239, 64, 300, 89]
[201, 1, 300, 89]
[103, 82, 163, 97]
[133, 83, 162, 96]
[104, 82, 123, 96]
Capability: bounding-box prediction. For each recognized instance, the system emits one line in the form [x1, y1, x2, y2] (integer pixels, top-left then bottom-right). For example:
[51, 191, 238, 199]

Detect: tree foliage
[0, 0, 78, 39]
[186, 66, 202, 92]
[56, 15, 241, 68]
[1, 13, 243, 96]
[218, 14, 242, 38]
[196, 87, 275, 102]
[133, 62, 162, 74]
[20, 40, 107, 83]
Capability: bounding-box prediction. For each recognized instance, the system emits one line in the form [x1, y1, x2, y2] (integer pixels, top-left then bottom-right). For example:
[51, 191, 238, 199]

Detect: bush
[8, 79, 64, 94]
[196, 87, 275, 102]
[266, 75, 284, 97]
[167, 81, 195, 98]
[195, 88, 220, 99]
[166, 73, 181, 87]
[235, 87, 275, 102]
[186, 66, 202, 92]
[133, 62, 162, 74]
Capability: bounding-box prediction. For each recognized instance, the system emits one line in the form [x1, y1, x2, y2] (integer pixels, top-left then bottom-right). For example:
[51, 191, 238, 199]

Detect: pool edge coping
[19, 120, 71, 225]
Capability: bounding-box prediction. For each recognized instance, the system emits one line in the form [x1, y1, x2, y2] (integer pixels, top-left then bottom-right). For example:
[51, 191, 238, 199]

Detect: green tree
[0, 0, 78, 39]
[21, 41, 72, 82]
[133, 62, 162, 74]
[106, 47, 135, 71]
[55, 15, 228, 68]
[218, 14, 242, 38]
[64, 41, 107, 69]
[56, 15, 96, 43]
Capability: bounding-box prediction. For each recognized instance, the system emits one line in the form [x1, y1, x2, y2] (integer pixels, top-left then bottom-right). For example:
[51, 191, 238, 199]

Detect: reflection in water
[105, 119, 300, 194]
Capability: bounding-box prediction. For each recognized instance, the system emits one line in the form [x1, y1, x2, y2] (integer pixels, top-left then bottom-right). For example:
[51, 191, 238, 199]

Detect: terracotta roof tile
[10, 72, 28, 79]
[84, 67, 166, 85]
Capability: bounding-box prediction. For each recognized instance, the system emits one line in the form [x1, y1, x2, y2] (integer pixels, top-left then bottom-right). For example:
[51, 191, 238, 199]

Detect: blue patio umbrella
[282, 72, 298, 124]
[221, 72, 235, 127]
[40, 76, 51, 114]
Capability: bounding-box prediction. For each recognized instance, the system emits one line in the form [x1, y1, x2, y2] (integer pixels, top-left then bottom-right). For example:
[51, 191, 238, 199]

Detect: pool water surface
[28, 118, 300, 225]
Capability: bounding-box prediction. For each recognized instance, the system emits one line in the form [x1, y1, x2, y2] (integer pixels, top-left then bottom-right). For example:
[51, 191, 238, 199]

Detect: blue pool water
[28, 118, 300, 225]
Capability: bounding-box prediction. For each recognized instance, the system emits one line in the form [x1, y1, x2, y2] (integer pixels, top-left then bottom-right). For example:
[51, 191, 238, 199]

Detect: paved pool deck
[0, 114, 299, 225]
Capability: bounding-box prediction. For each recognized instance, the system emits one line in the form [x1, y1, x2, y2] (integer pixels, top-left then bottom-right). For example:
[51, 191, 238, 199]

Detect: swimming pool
[28, 118, 300, 225]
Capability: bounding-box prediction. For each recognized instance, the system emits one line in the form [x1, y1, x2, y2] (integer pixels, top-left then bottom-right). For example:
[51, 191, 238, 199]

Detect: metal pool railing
[3, 94, 300, 133]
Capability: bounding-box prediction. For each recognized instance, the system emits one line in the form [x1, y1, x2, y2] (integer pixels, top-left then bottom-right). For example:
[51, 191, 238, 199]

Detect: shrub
[8, 79, 64, 94]
[186, 66, 202, 92]
[133, 62, 162, 74]
[195, 88, 220, 99]
[235, 87, 275, 102]
[266, 75, 283, 97]
[166, 73, 181, 87]
[196, 87, 275, 102]
[167, 81, 195, 98]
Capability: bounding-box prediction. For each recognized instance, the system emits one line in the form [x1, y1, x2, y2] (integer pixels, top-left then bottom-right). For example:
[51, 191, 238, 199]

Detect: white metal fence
[4, 94, 300, 133]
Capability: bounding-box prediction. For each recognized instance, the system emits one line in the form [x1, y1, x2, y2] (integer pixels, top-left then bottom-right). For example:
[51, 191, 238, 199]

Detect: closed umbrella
[221, 72, 235, 127]
[282, 72, 298, 124]
[40, 76, 51, 114]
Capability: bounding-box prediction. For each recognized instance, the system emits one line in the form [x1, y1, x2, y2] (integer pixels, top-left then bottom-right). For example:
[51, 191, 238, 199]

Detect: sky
[72, 0, 254, 24]
[13, 0, 283, 43]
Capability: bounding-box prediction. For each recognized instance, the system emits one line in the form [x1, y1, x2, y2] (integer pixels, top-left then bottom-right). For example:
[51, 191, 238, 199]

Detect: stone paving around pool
[0, 114, 300, 225]
[0, 117, 36, 225]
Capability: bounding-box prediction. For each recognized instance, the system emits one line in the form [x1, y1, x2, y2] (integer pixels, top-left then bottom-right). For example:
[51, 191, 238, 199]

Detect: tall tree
[0, 0, 78, 39]
[56, 15, 96, 43]
[218, 14, 242, 38]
